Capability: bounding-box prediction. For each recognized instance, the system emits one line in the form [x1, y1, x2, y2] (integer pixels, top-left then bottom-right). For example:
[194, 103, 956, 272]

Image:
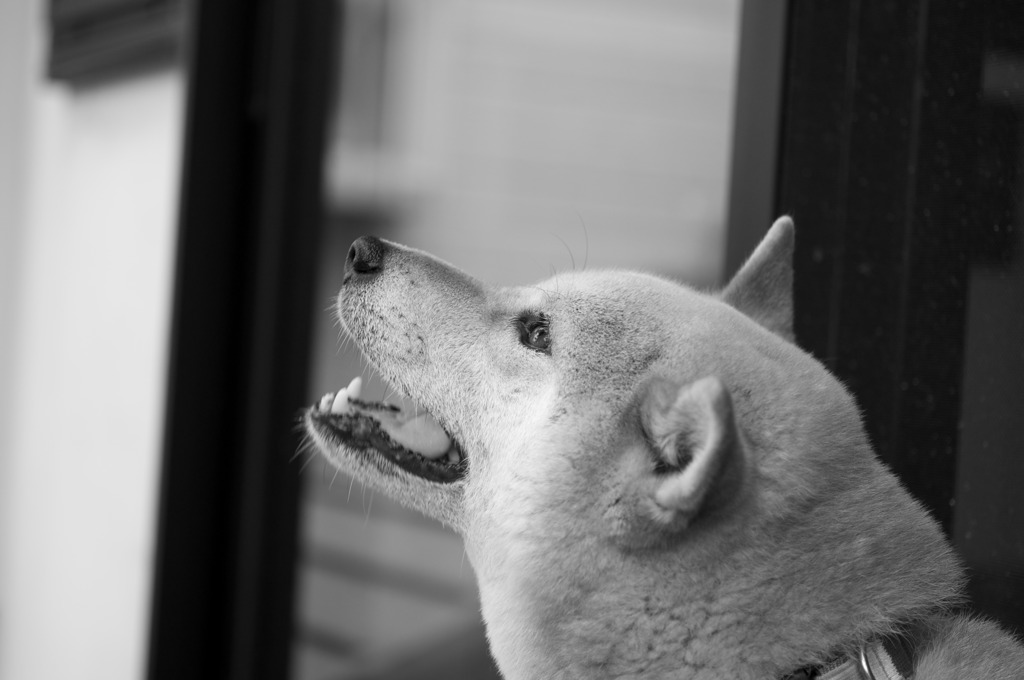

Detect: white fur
[307, 218, 1024, 678]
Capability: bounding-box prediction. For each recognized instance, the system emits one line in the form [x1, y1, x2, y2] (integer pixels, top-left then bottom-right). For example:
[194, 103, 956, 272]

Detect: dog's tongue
[328, 377, 452, 459]
[372, 408, 451, 459]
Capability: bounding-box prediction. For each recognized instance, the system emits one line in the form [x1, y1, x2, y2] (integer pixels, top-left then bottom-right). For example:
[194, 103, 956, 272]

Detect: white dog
[305, 218, 1024, 679]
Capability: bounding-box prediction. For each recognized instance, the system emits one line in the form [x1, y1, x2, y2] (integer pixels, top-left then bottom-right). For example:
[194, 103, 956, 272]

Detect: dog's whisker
[364, 491, 374, 527]
[551, 232, 576, 272]
[576, 212, 590, 271]
[297, 451, 319, 475]
[289, 436, 313, 464]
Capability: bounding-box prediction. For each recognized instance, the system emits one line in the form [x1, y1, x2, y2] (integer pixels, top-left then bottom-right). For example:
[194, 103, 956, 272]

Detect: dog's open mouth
[308, 377, 467, 483]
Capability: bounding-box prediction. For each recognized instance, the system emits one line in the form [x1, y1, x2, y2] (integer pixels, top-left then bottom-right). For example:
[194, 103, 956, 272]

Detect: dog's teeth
[331, 389, 350, 414]
[346, 376, 363, 400]
[389, 412, 451, 459]
[318, 393, 334, 411]
[447, 450, 461, 465]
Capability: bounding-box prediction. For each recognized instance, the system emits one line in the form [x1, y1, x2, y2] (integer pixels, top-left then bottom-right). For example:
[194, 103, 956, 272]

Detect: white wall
[0, 4, 183, 679]
[0, 2, 33, 606]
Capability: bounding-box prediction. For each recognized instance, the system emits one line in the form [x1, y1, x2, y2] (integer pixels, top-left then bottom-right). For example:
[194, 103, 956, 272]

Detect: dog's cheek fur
[601, 451, 680, 548]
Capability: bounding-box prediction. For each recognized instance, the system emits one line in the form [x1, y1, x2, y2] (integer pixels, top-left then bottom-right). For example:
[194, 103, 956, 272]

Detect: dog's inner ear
[721, 216, 795, 342]
[640, 376, 745, 528]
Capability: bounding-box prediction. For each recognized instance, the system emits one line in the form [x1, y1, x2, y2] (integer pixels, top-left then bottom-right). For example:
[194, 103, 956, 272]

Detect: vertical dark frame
[733, 0, 1023, 633]
[776, 0, 1024, 632]
[774, 0, 998, 531]
[146, 0, 334, 678]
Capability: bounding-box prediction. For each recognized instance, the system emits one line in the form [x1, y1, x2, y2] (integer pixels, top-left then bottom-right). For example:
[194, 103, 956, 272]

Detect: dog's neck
[780, 623, 931, 680]
[474, 468, 961, 679]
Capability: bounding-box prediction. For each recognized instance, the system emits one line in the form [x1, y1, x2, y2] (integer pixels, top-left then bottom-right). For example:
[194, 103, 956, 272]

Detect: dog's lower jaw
[305, 411, 469, 529]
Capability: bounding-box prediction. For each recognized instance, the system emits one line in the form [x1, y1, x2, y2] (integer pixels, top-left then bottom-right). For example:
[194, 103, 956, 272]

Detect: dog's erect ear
[640, 376, 745, 528]
[721, 216, 795, 342]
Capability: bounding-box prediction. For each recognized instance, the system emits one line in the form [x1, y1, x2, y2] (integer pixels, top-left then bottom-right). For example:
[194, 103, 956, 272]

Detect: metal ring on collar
[857, 645, 878, 680]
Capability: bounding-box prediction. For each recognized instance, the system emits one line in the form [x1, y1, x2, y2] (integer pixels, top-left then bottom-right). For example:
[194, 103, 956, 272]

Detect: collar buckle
[857, 644, 878, 680]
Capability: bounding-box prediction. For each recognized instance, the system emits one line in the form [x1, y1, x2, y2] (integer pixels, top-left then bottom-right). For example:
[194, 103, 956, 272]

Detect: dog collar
[781, 627, 922, 680]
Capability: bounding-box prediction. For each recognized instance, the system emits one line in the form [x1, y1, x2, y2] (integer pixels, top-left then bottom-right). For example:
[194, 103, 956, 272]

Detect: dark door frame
[729, 0, 965, 530]
[146, 0, 335, 678]
[730, 0, 1023, 633]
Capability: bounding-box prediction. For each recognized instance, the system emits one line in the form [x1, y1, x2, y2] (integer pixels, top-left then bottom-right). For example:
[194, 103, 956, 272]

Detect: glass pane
[293, 1, 742, 677]
[778, 0, 1024, 640]
[953, 11, 1024, 634]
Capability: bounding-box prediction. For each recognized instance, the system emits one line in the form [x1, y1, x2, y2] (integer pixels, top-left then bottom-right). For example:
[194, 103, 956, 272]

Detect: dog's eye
[517, 312, 551, 354]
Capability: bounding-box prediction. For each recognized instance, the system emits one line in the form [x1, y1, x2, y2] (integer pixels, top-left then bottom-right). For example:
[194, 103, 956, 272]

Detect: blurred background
[0, 1, 1021, 680]
[303, 2, 739, 678]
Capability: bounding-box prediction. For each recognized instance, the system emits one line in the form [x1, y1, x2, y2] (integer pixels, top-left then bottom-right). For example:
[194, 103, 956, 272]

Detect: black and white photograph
[0, 1, 1022, 679]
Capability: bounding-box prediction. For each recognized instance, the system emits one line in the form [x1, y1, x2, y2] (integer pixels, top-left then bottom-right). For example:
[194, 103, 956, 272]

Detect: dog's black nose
[345, 236, 386, 279]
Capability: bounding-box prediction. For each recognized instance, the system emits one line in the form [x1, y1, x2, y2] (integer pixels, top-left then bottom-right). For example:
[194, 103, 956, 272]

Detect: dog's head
[305, 218, 958, 677]
[306, 218, 850, 536]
